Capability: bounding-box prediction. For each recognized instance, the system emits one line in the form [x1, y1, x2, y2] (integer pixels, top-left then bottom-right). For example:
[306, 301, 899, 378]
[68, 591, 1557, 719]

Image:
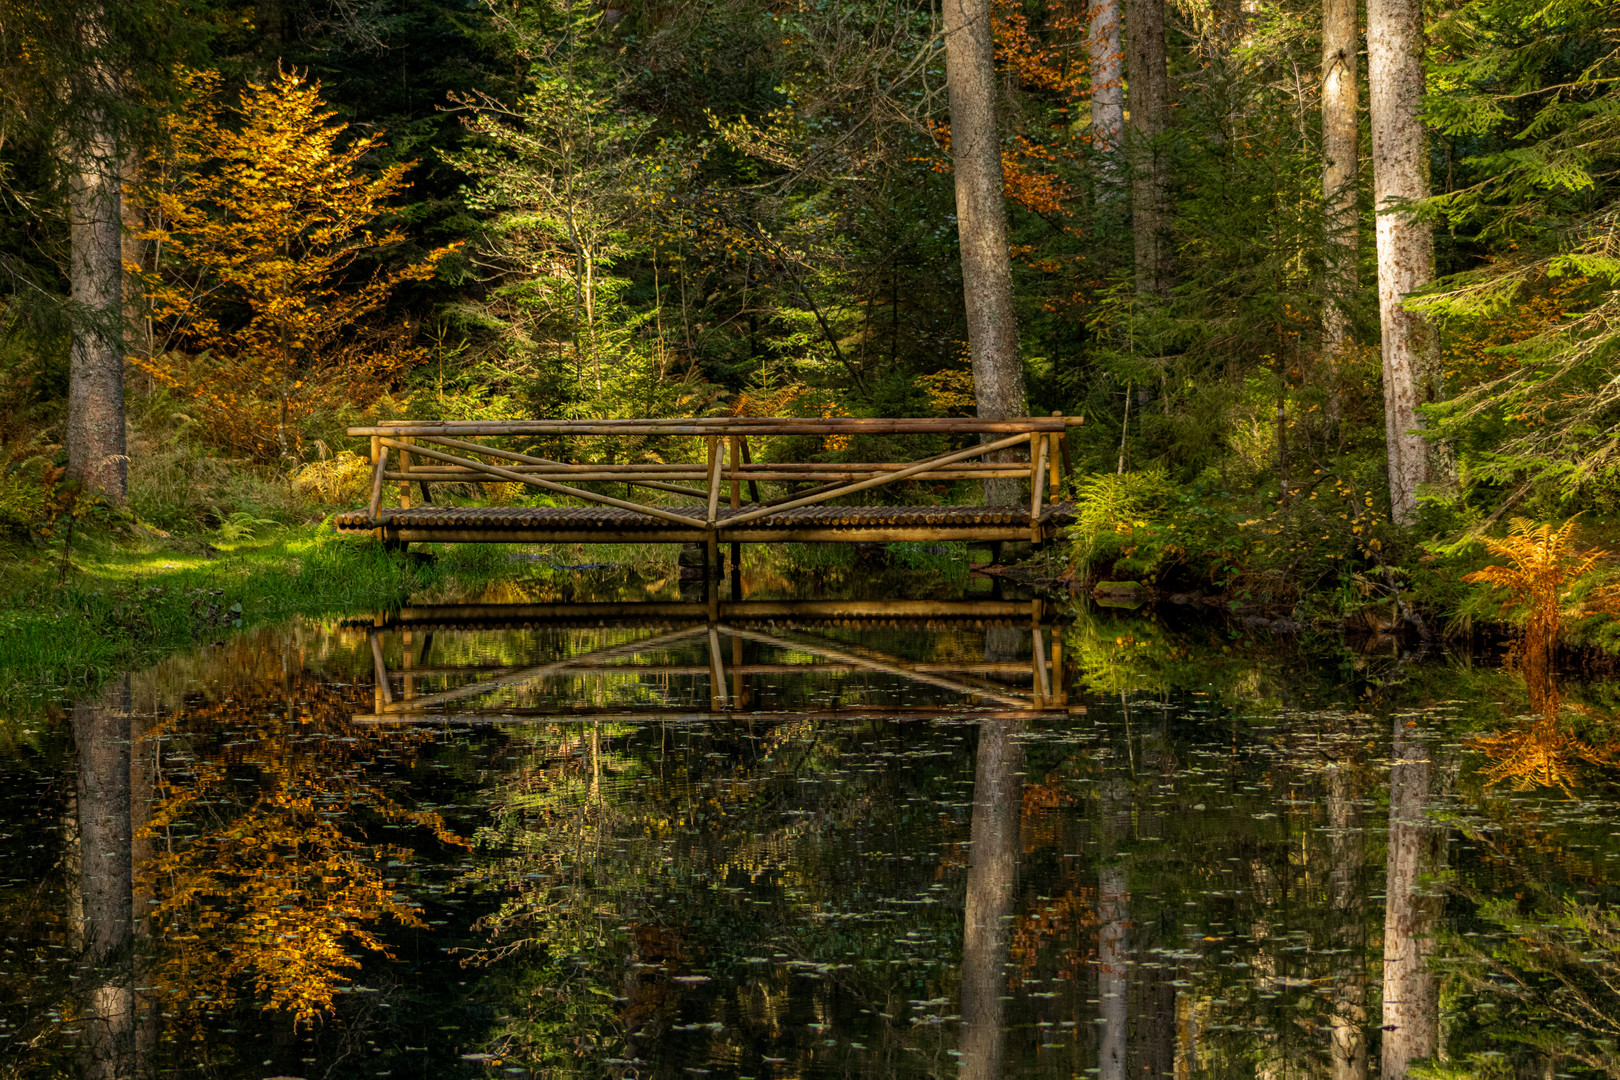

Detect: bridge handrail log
[353, 415, 1082, 531]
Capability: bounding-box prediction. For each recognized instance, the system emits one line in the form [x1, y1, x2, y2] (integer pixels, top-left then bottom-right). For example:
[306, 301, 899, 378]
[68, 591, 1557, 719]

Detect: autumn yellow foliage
[1462, 518, 1620, 793]
[730, 382, 851, 450]
[132, 68, 457, 462]
[1463, 518, 1609, 659]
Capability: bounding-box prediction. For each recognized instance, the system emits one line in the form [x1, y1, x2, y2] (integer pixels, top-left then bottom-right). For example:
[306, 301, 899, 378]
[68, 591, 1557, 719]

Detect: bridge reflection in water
[347, 595, 1060, 1080]
[354, 598, 1075, 725]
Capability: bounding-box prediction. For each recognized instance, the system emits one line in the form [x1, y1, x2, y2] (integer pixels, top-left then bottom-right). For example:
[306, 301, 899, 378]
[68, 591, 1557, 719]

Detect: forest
[13, 3, 1620, 1077]
[3, 0, 1620, 656]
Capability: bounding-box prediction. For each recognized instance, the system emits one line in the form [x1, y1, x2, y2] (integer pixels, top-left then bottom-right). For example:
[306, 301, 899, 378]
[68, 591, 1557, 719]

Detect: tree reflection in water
[135, 639, 464, 1029]
[957, 715, 1023, 1080]
[21, 602, 1620, 1079]
[73, 676, 133, 1080]
[1380, 715, 1442, 1080]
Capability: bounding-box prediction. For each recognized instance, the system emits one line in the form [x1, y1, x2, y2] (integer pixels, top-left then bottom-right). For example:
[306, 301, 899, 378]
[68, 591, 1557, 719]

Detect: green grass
[0, 514, 1003, 706]
[0, 521, 517, 705]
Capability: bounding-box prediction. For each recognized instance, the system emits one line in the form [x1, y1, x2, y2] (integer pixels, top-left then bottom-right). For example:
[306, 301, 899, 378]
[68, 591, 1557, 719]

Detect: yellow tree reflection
[140, 667, 464, 1027]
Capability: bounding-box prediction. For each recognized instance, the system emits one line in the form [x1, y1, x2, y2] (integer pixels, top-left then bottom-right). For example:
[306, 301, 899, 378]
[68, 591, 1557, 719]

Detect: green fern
[1067, 468, 1179, 581]
[216, 511, 283, 543]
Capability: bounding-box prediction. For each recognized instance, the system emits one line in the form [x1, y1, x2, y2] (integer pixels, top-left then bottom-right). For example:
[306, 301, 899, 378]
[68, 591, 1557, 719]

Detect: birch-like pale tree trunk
[943, 0, 1028, 505]
[958, 716, 1024, 1080]
[1381, 718, 1442, 1078]
[1089, 0, 1125, 193]
[73, 676, 134, 1080]
[66, 97, 128, 503]
[1327, 762, 1368, 1080]
[1321, 0, 1359, 426]
[1367, 0, 1439, 524]
[1125, 0, 1170, 298]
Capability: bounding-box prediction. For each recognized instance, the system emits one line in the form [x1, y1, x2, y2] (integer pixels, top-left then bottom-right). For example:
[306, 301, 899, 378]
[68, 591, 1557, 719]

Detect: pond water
[6, 570, 1620, 1079]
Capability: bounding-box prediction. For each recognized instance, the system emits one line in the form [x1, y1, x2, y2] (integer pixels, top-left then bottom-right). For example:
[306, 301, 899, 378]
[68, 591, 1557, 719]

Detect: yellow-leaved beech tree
[133, 69, 456, 461]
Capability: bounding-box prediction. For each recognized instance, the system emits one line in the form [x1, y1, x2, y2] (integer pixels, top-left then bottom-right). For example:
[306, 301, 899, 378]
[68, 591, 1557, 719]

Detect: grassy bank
[0, 521, 529, 705]
[0, 512, 989, 706]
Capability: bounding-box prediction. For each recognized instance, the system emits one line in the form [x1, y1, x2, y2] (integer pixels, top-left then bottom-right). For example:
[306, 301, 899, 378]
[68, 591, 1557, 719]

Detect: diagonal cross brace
[722, 432, 1033, 527]
[378, 437, 699, 527]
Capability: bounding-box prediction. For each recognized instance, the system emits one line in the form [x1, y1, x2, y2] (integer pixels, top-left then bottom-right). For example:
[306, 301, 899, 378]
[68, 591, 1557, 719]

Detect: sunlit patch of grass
[0, 522, 510, 706]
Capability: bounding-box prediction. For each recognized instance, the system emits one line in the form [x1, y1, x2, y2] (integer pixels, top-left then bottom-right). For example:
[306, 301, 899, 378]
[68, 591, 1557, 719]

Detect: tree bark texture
[73, 675, 134, 1080]
[943, 0, 1028, 505]
[1380, 719, 1442, 1079]
[1125, 0, 1171, 298]
[958, 717, 1024, 1080]
[66, 107, 128, 503]
[1367, 0, 1438, 524]
[1089, 0, 1125, 192]
[1326, 763, 1368, 1080]
[1321, 0, 1359, 428]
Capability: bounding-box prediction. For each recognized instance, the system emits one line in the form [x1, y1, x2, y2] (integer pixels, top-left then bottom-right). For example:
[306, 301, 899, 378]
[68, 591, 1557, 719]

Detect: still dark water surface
[6, 575, 1620, 1079]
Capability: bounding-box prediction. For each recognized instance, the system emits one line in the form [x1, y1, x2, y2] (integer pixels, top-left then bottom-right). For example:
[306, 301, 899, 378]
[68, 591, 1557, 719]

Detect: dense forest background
[2, 0, 1619, 632]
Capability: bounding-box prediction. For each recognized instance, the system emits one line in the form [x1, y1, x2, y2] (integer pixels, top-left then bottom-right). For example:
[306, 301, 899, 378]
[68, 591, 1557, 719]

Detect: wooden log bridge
[334, 415, 1082, 552]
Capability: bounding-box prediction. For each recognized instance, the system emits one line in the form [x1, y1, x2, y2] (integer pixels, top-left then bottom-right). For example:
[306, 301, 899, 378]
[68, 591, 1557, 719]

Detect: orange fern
[1463, 518, 1607, 657]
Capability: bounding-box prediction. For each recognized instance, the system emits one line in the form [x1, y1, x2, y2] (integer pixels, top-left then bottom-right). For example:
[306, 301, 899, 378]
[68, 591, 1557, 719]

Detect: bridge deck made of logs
[334, 502, 1075, 544]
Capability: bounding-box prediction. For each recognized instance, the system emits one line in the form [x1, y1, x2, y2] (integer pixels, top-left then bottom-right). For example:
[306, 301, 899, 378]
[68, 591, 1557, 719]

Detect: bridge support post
[398, 437, 412, 510]
[705, 535, 720, 620]
[728, 435, 743, 598]
[370, 435, 383, 543]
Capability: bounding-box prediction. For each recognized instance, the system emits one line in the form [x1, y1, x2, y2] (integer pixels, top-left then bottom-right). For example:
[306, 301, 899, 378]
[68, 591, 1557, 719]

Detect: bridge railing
[347, 415, 1082, 543]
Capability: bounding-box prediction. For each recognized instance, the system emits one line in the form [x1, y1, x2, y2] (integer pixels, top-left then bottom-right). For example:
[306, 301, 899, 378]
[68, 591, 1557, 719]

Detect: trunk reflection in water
[958, 716, 1024, 1080]
[1325, 756, 1367, 1080]
[7, 599, 1620, 1078]
[1380, 716, 1442, 1079]
[1097, 774, 1130, 1080]
[72, 676, 133, 1080]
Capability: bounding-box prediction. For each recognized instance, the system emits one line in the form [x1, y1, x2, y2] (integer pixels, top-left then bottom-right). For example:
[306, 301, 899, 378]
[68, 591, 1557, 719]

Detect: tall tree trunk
[1125, 0, 1170, 298]
[73, 676, 134, 1080]
[943, 0, 1028, 505]
[255, 0, 285, 76]
[1321, 0, 1359, 428]
[958, 717, 1024, 1080]
[1326, 761, 1368, 1080]
[1381, 718, 1442, 1079]
[1090, 0, 1125, 193]
[66, 103, 128, 503]
[1367, 0, 1438, 524]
